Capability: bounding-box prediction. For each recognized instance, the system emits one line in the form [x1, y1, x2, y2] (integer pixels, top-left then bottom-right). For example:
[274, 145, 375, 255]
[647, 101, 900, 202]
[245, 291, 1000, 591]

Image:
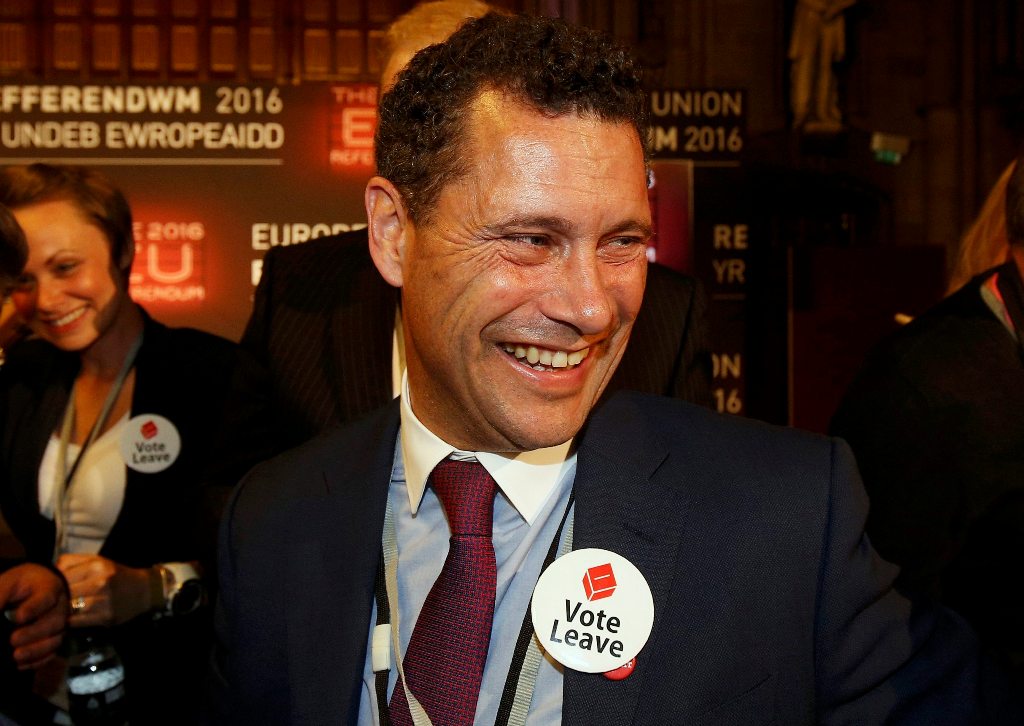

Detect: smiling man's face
[373, 90, 650, 452]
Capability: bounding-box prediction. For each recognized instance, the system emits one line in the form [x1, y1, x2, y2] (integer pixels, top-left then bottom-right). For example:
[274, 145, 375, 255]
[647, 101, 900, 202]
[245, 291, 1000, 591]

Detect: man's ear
[365, 176, 410, 288]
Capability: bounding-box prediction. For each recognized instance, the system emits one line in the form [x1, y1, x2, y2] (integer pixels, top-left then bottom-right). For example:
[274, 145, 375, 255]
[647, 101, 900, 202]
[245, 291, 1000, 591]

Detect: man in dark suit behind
[831, 157, 1024, 685]
[209, 13, 1018, 725]
[240, 0, 711, 446]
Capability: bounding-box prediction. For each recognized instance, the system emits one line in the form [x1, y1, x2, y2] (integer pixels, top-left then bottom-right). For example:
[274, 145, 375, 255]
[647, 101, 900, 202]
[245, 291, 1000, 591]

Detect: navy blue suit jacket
[209, 392, 1017, 724]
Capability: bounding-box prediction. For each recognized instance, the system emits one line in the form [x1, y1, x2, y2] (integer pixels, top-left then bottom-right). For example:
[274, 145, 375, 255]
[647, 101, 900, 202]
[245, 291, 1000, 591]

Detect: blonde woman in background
[0, 164, 275, 724]
[947, 160, 1015, 295]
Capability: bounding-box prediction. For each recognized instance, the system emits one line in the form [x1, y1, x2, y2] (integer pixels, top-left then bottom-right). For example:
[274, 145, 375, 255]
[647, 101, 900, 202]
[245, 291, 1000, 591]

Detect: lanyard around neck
[373, 486, 576, 726]
[52, 333, 143, 560]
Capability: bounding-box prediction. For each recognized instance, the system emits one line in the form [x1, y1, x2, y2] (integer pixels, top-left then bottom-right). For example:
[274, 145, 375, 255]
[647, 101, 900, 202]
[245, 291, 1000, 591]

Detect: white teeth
[52, 308, 85, 327]
[505, 343, 590, 370]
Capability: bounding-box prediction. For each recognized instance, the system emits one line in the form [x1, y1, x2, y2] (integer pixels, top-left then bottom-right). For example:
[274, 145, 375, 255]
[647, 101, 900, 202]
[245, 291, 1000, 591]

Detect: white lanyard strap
[53, 333, 142, 561]
[382, 498, 433, 726]
[504, 513, 574, 726]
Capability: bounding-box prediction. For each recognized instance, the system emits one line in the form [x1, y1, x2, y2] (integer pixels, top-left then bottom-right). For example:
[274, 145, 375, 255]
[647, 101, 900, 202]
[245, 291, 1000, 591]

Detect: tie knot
[429, 459, 497, 537]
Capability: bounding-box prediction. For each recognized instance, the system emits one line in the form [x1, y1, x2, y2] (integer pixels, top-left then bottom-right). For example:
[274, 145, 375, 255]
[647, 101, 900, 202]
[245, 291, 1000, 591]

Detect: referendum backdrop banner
[648, 88, 753, 418]
[1, 82, 771, 420]
[1, 81, 377, 341]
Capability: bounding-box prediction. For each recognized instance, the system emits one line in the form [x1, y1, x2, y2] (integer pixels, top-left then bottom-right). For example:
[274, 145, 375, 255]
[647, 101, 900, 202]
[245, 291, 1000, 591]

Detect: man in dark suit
[831, 158, 1024, 685]
[240, 1, 711, 446]
[209, 13, 1017, 725]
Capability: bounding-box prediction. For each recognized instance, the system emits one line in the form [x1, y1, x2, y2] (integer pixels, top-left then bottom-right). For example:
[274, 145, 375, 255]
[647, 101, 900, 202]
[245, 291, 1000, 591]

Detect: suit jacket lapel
[284, 402, 398, 722]
[563, 394, 692, 725]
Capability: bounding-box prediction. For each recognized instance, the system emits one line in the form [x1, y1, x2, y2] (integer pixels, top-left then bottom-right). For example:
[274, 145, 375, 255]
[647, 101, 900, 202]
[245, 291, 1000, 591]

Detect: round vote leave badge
[120, 414, 181, 473]
[531, 548, 654, 673]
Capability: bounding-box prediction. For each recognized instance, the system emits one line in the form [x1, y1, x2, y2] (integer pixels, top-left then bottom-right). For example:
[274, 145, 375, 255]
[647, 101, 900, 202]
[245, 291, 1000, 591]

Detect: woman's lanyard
[373, 487, 576, 726]
[52, 334, 143, 561]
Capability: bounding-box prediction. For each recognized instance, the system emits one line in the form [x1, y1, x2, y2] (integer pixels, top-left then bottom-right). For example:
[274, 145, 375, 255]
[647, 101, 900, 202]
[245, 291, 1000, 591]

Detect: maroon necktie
[389, 458, 498, 726]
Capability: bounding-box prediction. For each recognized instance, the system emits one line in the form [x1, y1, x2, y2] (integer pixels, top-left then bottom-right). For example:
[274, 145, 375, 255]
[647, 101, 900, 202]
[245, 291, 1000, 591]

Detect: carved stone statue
[788, 0, 857, 132]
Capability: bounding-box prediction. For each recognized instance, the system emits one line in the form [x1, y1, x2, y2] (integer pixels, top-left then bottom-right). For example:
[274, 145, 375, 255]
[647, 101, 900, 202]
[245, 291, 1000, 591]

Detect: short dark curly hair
[0, 163, 134, 284]
[375, 12, 649, 223]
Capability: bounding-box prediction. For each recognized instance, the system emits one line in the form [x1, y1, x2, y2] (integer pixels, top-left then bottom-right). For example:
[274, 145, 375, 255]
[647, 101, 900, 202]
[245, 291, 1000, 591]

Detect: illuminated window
[171, 24, 197, 71]
[0, 0, 33, 17]
[171, 0, 197, 18]
[92, 23, 121, 71]
[367, 29, 385, 75]
[368, 0, 398, 24]
[53, 23, 82, 70]
[53, 0, 82, 16]
[249, 26, 274, 74]
[211, 0, 237, 19]
[336, 29, 362, 74]
[0, 23, 27, 72]
[93, 0, 121, 17]
[131, 24, 159, 70]
[250, 0, 273, 21]
[132, 0, 157, 16]
[336, 0, 360, 22]
[210, 26, 236, 72]
[305, 0, 329, 22]
[304, 28, 329, 75]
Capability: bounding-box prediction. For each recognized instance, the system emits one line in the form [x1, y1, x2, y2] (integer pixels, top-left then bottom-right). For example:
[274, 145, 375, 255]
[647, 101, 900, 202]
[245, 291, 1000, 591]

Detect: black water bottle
[65, 631, 127, 726]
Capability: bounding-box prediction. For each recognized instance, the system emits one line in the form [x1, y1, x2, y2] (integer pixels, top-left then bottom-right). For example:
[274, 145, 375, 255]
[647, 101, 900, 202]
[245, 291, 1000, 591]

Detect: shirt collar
[399, 373, 575, 524]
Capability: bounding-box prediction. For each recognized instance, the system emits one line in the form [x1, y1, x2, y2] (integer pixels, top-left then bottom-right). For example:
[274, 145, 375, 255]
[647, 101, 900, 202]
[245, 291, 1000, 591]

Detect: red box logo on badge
[582, 563, 617, 601]
[141, 420, 158, 440]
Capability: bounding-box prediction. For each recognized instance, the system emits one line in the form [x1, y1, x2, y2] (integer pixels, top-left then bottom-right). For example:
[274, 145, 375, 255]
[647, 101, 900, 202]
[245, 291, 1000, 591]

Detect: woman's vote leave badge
[120, 414, 180, 473]
[531, 548, 654, 673]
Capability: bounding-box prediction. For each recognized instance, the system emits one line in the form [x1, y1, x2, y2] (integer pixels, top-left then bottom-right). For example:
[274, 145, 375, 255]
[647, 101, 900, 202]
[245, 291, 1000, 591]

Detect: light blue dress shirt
[356, 378, 575, 725]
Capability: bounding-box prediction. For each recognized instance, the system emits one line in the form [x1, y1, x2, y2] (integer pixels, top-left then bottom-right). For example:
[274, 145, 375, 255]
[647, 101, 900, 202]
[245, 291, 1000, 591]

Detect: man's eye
[13, 276, 34, 292]
[55, 261, 78, 275]
[509, 235, 548, 247]
[605, 236, 645, 250]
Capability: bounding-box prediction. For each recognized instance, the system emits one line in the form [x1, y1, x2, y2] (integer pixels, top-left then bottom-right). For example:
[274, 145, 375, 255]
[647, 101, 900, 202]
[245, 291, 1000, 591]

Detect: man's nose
[544, 252, 615, 336]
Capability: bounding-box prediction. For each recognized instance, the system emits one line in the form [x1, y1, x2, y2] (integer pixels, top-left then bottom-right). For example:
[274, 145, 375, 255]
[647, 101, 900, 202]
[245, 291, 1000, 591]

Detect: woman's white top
[38, 413, 129, 555]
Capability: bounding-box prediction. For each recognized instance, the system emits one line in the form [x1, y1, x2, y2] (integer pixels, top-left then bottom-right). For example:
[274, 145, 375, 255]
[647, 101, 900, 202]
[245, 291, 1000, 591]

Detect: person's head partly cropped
[379, 0, 495, 92]
[0, 203, 27, 296]
[0, 163, 136, 353]
[367, 13, 651, 453]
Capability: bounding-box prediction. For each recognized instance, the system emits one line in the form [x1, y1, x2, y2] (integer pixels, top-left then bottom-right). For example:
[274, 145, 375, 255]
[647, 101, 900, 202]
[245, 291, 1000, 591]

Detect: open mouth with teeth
[45, 307, 86, 331]
[502, 343, 589, 372]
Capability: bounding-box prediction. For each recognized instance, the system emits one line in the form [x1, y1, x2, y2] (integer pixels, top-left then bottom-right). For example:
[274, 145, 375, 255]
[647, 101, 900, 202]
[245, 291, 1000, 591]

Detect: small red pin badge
[603, 657, 636, 681]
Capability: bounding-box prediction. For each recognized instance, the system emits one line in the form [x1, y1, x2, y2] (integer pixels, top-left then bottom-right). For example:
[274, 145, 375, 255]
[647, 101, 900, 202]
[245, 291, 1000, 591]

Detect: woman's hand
[56, 554, 155, 628]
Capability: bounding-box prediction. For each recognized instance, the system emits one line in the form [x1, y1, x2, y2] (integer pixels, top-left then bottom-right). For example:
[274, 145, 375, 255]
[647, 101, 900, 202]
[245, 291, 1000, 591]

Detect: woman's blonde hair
[947, 161, 1015, 294]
